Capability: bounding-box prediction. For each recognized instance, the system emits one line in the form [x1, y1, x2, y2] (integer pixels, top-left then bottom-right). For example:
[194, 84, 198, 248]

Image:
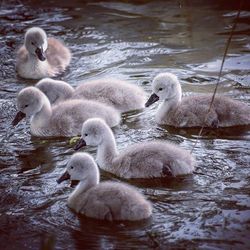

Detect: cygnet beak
[145, 93, 159, 107]
[12, 111, 26, 126]
[74, 138, 87, 150]
[70, 180, 79, 187]
[57, 171, 70, 184]
[35, 47, 46, 61]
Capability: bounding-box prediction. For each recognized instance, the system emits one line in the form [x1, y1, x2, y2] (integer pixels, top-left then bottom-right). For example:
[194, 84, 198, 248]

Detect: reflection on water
[0, 0, 250, 249]
[164, 125, 250, 140]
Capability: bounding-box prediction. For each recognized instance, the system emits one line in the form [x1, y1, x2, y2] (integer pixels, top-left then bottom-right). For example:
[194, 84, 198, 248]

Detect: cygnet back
[73, 78, 146, 112]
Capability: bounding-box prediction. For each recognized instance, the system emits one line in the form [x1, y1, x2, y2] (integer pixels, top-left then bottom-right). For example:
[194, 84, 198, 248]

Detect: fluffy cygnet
[36, 78, 74, 104]
[16, 27, 71, 79]
[12, 87, 120, 137]
[35, 78, 146, 112]
[145, 73, 250, 127]
[57, 152, 152, 221]
[74, 118, 196, 179]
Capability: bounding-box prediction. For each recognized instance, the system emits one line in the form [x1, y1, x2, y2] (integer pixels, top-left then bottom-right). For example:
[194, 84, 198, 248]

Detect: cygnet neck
[160, 85, 182, 113]
[97, 127, 119, 173]
[68, 171, 99, 212]
[30, 94, 52, 134]
[27, 53, 48, 70]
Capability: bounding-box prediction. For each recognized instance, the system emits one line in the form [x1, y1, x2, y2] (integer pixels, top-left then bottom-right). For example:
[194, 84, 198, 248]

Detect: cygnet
[12, 87, 120, 137]
[16, 27, 71, 79]
[74, 118, 196, 179]
[57, 152, 152, 221]
[145, 73, 250, 127]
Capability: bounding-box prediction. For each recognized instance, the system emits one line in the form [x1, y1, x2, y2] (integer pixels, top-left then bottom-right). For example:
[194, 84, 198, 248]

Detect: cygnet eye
[159, 87, 163, 91]
[24, 104, 28, 108]
[31, 41, 35, 45]
[84, 133, 88, 137]
[70, 166, 74, 169]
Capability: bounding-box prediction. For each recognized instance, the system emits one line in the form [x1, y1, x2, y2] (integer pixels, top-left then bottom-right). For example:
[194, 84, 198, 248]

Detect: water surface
[0, 0, 250, 249]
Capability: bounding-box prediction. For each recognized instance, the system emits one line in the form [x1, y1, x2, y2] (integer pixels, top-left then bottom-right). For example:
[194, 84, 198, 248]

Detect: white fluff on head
[146, 72, 250, 127]
[57, 152, 152, 221]
[24, 27, 48, 56]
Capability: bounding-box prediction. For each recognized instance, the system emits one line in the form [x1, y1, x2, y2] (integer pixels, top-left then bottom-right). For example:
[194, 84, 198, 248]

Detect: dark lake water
[0, 0, 250, 249]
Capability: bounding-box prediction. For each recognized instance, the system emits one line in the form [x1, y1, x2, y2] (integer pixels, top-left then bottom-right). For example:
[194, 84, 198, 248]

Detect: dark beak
[145, 93, 159, 107]
[70, 180, 79, 187]
[12, 111, 26, 126]
[74, 138, 86, 150]
[35, 47, 46, 61]
[57, 171, 70, 184]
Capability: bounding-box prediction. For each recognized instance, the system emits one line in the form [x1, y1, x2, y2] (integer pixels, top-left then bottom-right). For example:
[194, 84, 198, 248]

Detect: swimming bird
[12, 87, 120, 137]
[36, 78, 74, 104]
[74, 118, 196, 179]
[16, 27, 71, 79]
[145, 73, 250, 127]
[36, 78, 146, 112]
[57, 152, 152, 221]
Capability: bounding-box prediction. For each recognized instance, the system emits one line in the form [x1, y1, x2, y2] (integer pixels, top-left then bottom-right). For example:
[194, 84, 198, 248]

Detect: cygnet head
[57, 152, 100, 184]
[74, 118, 111, 150]
[24, 27, 48, 61]
[12, 87, 48, 126]
[36, 78, 74, 104]
[145, 73, 182, 107]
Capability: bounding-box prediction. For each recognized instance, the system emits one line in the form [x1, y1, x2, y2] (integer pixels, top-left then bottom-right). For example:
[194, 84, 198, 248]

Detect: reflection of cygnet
[12, 87, 120, 137]
[75, 118, 196, 179]
[57, 152, 152, 221]
[16, 27, 71, 79]
[145, 73, 250, 127]
[36, 77, 146, 112]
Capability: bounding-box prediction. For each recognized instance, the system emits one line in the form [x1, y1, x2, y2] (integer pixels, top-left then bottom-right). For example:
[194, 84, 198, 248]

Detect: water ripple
[1, 1, 250, 249]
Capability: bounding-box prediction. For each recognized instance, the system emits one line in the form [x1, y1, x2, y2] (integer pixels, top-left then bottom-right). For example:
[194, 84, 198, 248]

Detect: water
[0, 0, 250, 249]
